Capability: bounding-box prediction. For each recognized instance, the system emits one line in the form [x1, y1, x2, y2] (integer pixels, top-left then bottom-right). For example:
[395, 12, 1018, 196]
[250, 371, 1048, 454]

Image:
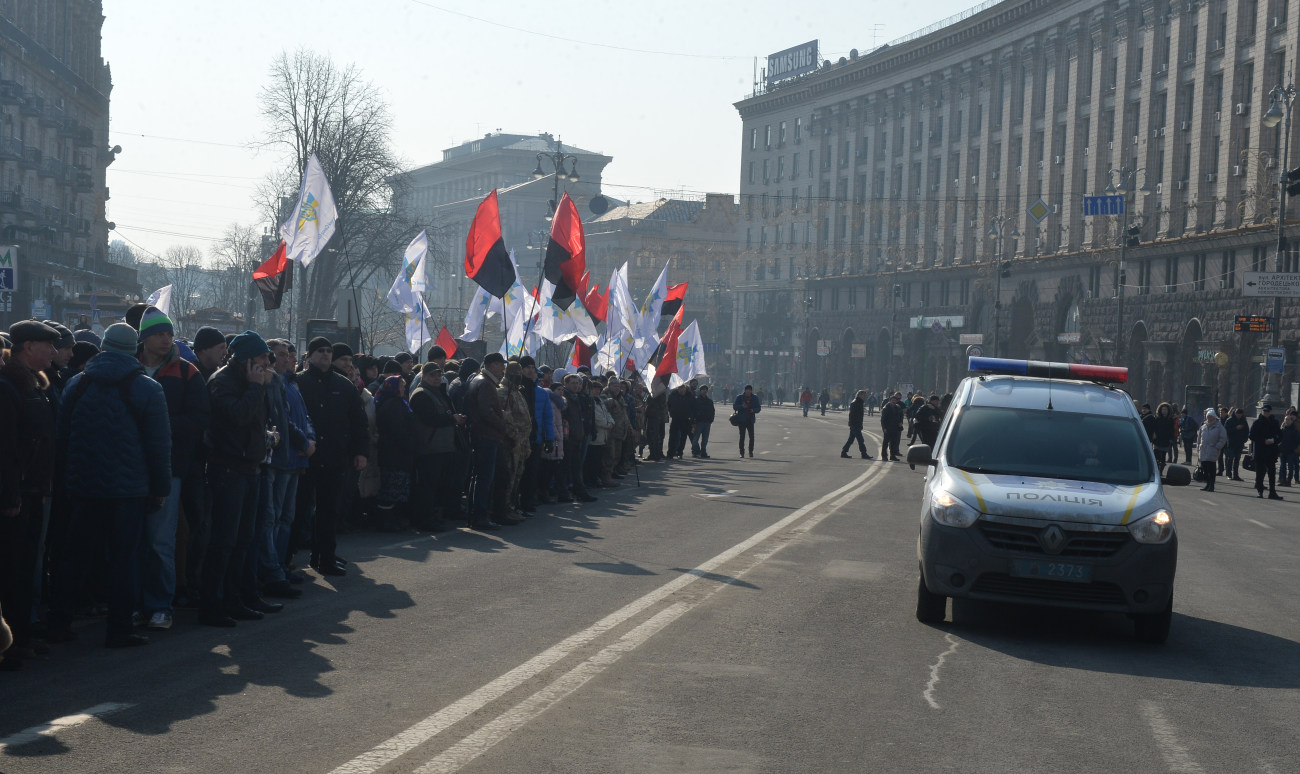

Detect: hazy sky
[101, 0, 980, 262]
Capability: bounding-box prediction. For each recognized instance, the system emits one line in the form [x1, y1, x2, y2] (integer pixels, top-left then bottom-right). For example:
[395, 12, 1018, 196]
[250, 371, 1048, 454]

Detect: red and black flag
[543, 192, 587, 309]
[582, 283, 608, 323]
[571, 338, 592, 369]
[433, 326, 458, 359]
[252, 240, 291, 310]
[660, 282, 688, 317]
[464, 190, 516, 298]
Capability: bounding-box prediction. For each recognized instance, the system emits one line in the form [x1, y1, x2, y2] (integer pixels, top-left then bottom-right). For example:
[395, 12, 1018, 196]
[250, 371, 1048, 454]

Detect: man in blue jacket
[733, 384, 762, 458]
[259, 339, 314, 599]
[52, 322, 171, 648]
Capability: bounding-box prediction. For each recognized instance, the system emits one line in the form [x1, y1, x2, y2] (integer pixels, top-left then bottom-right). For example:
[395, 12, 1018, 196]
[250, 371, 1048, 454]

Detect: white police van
[908, 357, 1190, 643]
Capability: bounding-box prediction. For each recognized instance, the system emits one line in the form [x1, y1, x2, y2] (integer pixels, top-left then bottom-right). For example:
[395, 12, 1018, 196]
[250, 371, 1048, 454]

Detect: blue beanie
[228, 330, 269, 361]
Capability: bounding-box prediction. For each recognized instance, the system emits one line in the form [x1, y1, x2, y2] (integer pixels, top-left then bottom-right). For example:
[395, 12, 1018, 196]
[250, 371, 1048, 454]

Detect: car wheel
[916, 575, 947, 623]
[1133, 593, 1172, 644]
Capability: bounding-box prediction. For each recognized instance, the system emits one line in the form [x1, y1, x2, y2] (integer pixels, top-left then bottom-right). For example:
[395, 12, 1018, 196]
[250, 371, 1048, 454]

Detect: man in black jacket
[691, 385, 715, 458]
[561, 373, 597, 502]
[840, 390, 875, 459]
[296, 337, 369, 575]
[666, 383, 695, 459]
[914, 394, 943, 448]
[880, 392, 905, 461]
[202, 331, 277, 627]
[1250, 403, 1284, 500]
[409, 365, 466, 530]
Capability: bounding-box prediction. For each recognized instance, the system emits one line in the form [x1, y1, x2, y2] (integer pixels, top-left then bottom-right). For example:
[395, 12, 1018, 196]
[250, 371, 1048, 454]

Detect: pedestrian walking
[1249, 403, 1284, 499]
[733, 384, 761, 457]
[1196, 409, 1226, 492]
[692, 385, 714, 458]
[880, 392, 904, 461]
[1224, 407, 1249, 480]
[800, 387, 813, 417]
[840, 390, 875, 459]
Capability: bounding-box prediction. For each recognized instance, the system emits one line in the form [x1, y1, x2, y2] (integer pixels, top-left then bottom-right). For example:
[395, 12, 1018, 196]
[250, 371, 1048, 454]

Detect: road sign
[1082, 195, 1125, 216]
[816, 341, 830, 357]
[965, 345, 984, 358]
[1267, 347, 1286, 374]
[1235, 315, 1271, 333]
[930, 320, 944, 334]
[1027, 199, 1051, 222]
[1243, 271, 1300, 297]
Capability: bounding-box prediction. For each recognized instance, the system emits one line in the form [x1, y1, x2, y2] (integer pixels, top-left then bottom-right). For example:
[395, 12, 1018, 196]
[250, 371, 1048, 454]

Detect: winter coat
[590, 398, 614, 446]
[1178, 415, 1199, 441]
[847, 398, 865, 430]
[1147, 411, 1177, 449]
[1249, 414, 1283, 462]
[142, 345, 209, 479]
[1224, 414, 1250, 450]
[206, 362, 270, 473]
[409, 381, 460, 455]
[604, 391, 630, 440]
[732, 392, 761, 425]
[375, 395, 419, 473]
[545, 390, 566, 460]
[273, 373, 315, 471]
[59, 351, 172, 499]
[466, 371, 509, 443]
[880, 401, 905, 431]
[915, 403, 942, 446]
[1281, 424, 1300, 455]
[1197, 420, 1228, 462]
[0, 361, 56, 506]
[532, 383, 556, 445]
[694, 394, 715, 423]
[667, 389, 695, 422]
[500, 380, 532, 447]
[296, 365, 369, 469]
[562, 387, 587, 446]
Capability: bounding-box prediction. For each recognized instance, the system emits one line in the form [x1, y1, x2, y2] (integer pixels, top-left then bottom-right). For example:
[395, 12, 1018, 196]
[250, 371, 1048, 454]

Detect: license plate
[1010, 559, 1092, 583]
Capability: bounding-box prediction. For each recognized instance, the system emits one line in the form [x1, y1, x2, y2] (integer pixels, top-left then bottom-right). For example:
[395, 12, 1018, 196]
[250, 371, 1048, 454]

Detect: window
[1138, 260, 1152, 295]
[1089, 266, 1102, 298]
[751, 128, 757, 150]
[762, 158, 770, 183]
[959, 278, 970, 306]
[779, 121, 787, 144]
[748, 162, 755, 184]
[1164, 257, 1179, 291]
[1193, 253, 1207, 291]
[795, 117, 802, 141]
[777, 156, 785, 180]
[1223, 250, 1236, 289]
[764, 125, 772, 149]
[792, 152, 800, 178]
[940, 280, 951, 306]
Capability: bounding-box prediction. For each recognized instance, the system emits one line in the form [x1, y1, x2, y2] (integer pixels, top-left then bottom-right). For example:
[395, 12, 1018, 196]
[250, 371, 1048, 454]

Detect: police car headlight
[1129, 509, 1175, 544]
[930, 489, 980, 528]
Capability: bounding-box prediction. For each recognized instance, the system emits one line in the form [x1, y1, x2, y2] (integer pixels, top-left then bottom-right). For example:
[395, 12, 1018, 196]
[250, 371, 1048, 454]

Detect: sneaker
[146, 612, 173, 631]
[131, 611, 146, 627]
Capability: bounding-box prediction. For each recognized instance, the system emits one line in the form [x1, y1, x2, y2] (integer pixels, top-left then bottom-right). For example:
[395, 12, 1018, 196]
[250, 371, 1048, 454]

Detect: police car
[907, 357, 1190, 643]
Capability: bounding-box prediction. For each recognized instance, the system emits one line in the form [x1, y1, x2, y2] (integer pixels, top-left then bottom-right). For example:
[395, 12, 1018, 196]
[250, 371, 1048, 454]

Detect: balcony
[19, 93, 42, 116]
[20, 196, 42, 216]
[0, 136, 21, 160]
[40, 103, 63, 128]
[19, 145, 41, 169]
[0, 189, 20, 211]
[38, 156, 62, 179]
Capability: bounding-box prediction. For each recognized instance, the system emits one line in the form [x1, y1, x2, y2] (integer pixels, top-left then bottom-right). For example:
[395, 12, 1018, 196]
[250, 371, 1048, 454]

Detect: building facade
[735, 0, 1299, 408]
[0, 1, 132, 329]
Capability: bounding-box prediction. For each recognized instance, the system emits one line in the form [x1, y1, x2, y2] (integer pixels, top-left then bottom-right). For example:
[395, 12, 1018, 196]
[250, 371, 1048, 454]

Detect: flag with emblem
[464, 190, 516, 298]
[668, 320, 706, 388]
[542, 192, 587, 309]
[405, 298, 431, 354]
[387, 230, 429, 314]
[536, 278, 598, 345]
[279, 153, 338, 268]
[252, 242, 290, 311]
[461, 285, 494, 342]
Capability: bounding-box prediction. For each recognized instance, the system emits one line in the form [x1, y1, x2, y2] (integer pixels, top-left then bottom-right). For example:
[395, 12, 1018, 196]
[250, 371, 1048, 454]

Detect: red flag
[464, 190, 516, 298]
[660, 282, 688, 317]
[252, 240, 291, 310]
[654, 306, 686, 378]
[433, 326, 458, 359]
[572, 338, 592, 369]
[543, 193, 587, 309]
[582, 284, 608, 323]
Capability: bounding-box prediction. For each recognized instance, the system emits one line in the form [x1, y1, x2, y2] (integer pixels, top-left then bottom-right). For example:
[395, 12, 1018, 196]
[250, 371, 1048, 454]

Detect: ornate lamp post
[987, 214, 1020, 358]
[531, 141, 580, 220]
[1103, 165, 1150, 366]
[1260, 81, 1295, 407]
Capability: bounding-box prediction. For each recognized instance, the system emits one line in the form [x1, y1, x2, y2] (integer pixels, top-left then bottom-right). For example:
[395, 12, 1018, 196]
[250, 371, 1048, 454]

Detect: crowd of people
[0, 307, 759, 668]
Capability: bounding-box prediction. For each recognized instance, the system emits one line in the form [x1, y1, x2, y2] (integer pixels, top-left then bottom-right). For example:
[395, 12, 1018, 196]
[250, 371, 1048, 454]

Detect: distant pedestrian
[840, 390, 874, 459]
[733, 384, 761, 458]
[1196, 409, 1226, 492]
[880, 392, 904, 461]
[1249, 403, 1283, 500]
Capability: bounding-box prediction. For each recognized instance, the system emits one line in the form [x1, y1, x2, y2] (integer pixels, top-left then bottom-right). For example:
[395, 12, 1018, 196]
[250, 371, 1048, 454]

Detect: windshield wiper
[952, 464, 1016, 476]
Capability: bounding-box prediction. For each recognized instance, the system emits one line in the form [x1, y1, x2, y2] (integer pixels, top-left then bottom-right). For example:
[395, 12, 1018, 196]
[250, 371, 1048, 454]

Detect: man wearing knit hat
[1, 320, 60, 664]
[136, 306, 209, 631]
[49, 322, 171, 648]
[296, 335, 368, 575]
[191, 326, 227, 380]
[201, 330, 279, 626]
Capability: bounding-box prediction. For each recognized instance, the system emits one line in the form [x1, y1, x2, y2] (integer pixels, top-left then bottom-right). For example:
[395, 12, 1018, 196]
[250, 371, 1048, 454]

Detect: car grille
[979, 521, 1130, 558]
[971, 573, 1128, 606]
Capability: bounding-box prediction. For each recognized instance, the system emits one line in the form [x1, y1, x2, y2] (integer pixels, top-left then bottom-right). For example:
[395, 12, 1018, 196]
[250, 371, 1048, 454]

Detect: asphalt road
[2, 405, 1299, 773]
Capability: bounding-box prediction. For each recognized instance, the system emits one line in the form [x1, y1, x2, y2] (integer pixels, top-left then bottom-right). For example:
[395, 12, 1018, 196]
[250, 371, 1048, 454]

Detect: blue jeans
[139, 476, 181, 614]
[471, 438, 501, 522]
[257, 467, 298, 584]
[1283, 452, 1300, 483]
[691, 421, 712, 454]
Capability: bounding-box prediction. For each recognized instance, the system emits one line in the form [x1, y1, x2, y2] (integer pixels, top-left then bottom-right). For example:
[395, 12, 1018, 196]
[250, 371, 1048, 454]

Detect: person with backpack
[50, 323, 172, 648]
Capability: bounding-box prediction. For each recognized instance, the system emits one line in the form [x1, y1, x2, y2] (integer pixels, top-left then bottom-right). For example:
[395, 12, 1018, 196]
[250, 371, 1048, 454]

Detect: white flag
[536, 279, 598, 345]
[279, 153, 338, 268]
[386, 230, 429, 314]
[405, 298, 431, 354]
[146, 284, 173, 316]
[636, 262, 669, 342]
[597, 264, 637, 374]
[497, 280, 529, 357]
[668, 320, 707, 388]
[461, 285, 493, 342]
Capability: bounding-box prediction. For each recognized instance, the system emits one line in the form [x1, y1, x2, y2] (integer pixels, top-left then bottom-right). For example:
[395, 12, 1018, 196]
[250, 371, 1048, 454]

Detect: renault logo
[1039, 525, 1067, 555]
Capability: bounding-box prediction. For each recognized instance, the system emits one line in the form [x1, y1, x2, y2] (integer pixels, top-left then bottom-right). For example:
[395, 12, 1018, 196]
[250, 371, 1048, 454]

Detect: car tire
[916, 575, 947, 623]
[1133, 593, 1173, 644]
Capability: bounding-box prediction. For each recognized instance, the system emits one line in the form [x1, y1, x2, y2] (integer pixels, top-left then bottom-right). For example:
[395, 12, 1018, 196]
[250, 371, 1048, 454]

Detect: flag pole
[340, 237, 366, 352]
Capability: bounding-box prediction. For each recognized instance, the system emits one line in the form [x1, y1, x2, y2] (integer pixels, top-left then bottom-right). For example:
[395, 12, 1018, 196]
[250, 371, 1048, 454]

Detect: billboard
[0, 245, 14, 315]
[767, 41, 819, 87]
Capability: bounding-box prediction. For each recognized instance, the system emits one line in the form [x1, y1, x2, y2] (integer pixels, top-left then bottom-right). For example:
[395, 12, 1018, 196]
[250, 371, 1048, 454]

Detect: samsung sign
[766, 40, 819, 87]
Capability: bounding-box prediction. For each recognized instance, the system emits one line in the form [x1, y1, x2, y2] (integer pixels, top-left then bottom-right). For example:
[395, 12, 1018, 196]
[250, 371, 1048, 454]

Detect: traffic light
[1286, 166, 1300, 197]
[1126, 222, 1141, 247]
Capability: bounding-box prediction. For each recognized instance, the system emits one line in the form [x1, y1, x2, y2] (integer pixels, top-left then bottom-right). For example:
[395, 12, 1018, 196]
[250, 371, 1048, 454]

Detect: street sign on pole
[1267, 347, 1285, 374]
[1082, 195, 1125, 216]
[1235, 315, 1272, 333]
[1243, 271, 1300, 297]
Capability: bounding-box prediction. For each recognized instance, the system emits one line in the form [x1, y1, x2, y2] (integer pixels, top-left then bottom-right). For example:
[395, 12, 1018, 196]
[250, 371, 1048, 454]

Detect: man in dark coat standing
[296, 337, 369, 575]
[1, 321, 60, 663]
[880, 392, 905, 461]
[561, 373, 598, 502]
[733, 384, 762, 458]
[666, 383, 695, 459]
[1250, 403, 1284, 500]
[465, 352, 510, 529]
[914, 394, 944, 448]
[840, 390, 875, 459]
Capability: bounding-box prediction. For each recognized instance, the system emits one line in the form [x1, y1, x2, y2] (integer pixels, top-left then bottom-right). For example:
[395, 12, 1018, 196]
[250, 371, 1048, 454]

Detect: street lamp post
[531, 141, 580, 221]
[1261, 82, 1295, 407]
[987, 215, 1020, 358]
[1103, 165, 1150, 366]
[802, 295, 813, 389]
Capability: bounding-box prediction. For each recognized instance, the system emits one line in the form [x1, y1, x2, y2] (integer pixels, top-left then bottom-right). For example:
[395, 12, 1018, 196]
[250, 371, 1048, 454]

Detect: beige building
[735, 0, 1300, 408]
[0, 1, 130, 328]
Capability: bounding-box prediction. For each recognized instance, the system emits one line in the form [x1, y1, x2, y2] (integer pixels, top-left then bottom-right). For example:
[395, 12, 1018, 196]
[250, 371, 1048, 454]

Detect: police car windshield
[945, 406, 1155, 486]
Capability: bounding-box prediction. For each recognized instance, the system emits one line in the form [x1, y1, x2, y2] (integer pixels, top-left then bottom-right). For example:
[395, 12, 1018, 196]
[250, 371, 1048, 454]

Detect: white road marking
[1140, 701, 1206, 773]
[1247, 518, 1274, 529]
[377, 535, 435, 551]
[1199, 498, 1215, 505]
[331, 462, 891, 774]
[696, 489, 739, 499]
[0, 702, 134, 751]
[922, 634, 959, 710]
[760, 450, 771, 455]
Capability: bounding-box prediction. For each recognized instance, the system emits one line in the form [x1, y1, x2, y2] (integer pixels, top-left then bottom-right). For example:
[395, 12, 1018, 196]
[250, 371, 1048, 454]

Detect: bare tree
[141, 245, 206, 322]
[257, 49, 423, 343]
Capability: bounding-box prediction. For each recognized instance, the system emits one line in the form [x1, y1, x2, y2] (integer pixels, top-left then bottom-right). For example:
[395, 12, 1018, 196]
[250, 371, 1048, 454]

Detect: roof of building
[589, 198, 706, 224]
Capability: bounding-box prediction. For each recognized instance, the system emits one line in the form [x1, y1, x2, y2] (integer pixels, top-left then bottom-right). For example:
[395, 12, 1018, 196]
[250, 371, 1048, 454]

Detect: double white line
[331, 457, 891, 774]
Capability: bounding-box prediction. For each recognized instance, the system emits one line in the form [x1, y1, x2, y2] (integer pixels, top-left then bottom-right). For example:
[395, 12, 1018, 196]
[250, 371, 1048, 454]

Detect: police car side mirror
[906, 445, 934, 468]
[1162, 464, 1192, 487]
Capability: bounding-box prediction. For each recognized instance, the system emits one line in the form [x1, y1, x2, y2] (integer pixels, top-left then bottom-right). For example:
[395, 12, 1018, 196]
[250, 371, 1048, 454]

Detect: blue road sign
[1082, 195, 1126, 216]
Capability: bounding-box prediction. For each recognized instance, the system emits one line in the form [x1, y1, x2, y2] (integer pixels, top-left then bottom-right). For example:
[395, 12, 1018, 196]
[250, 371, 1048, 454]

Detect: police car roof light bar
[968, 356, 1128, 383]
